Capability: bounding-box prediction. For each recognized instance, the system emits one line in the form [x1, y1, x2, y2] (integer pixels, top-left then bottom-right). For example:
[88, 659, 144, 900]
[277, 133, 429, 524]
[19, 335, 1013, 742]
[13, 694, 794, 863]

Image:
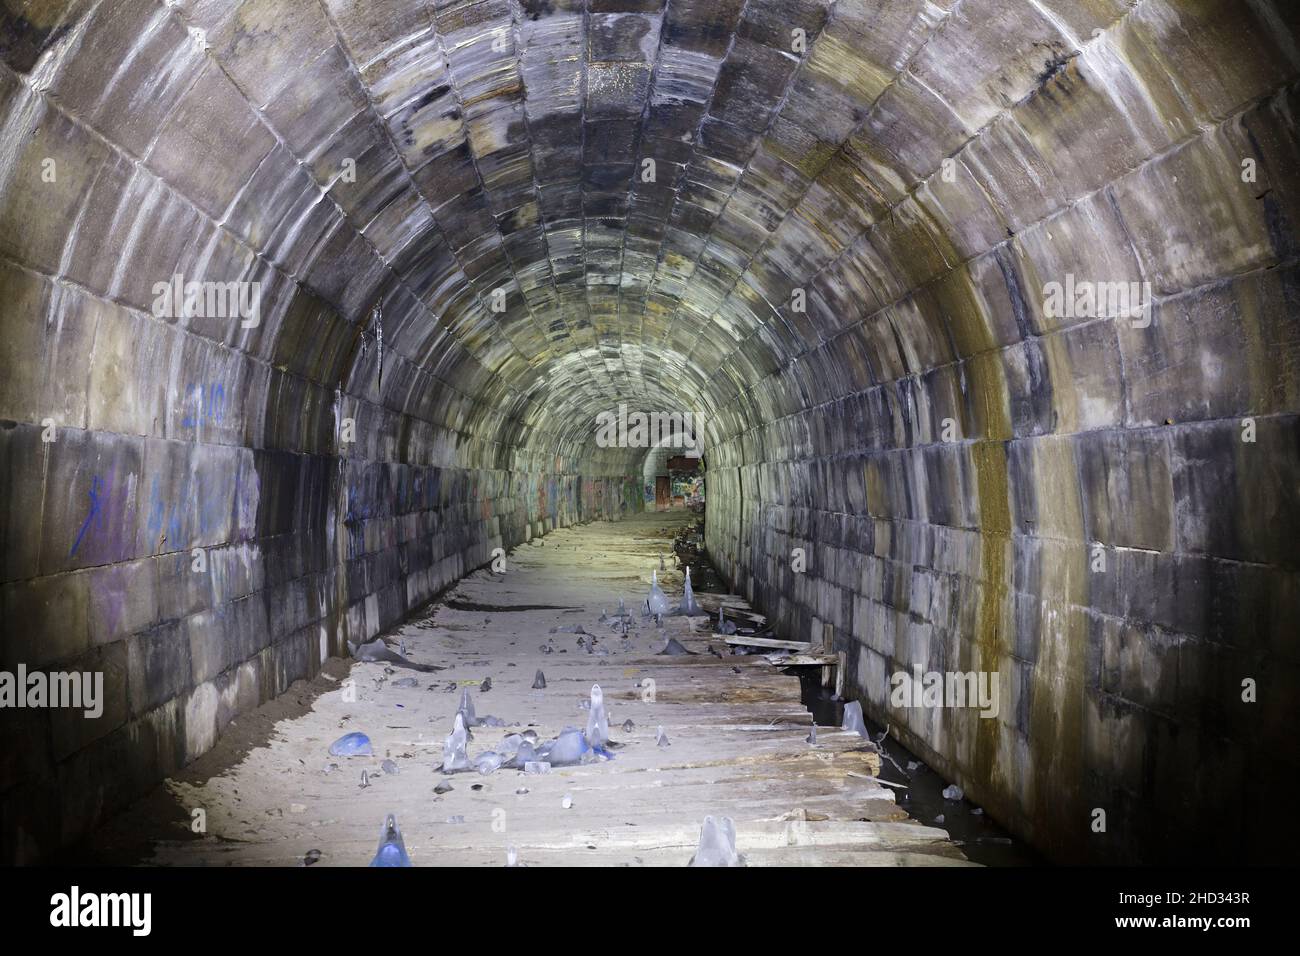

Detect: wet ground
[676, 509, 1040, 865]
[797, 680, 1041, 866]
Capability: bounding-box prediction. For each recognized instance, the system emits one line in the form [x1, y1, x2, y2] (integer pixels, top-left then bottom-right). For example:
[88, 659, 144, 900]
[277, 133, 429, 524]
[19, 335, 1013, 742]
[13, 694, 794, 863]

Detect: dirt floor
[75, 510, 972, 867]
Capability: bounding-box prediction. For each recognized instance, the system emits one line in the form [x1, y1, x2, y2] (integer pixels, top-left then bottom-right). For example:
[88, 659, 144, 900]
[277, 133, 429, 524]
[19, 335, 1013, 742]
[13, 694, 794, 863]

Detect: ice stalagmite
[369, 814, 412, 867]
[678, 567, 703, 616]
[842, 700, 869, 737]
[648, 570, 670, 617]
[716, 606, 736, 635]
[532, 669, 546, 689]
[657, 636, 694, 656]
[457, 687, 476, 727]
[689, 816, 742, 867]
[442, 712, 470, 772]
[586, 684, 609, 749]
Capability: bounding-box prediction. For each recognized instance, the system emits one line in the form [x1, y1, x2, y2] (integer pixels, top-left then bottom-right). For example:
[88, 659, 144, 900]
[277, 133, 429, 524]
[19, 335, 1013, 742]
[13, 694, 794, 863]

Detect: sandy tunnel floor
[77, 510, 972, 867]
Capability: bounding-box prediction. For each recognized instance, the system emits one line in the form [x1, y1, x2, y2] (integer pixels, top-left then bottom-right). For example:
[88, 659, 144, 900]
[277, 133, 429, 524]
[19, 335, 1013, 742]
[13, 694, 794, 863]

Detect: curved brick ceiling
[3, 0, 1296, 465]
[2, 0, 1299, 865]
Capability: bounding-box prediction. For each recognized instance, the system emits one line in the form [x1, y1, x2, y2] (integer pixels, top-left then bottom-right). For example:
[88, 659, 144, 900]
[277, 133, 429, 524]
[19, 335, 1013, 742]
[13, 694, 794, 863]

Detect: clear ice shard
[369, 814, 412, 867]
[841, 700, 869, 738]
[648, 570, 671, 617]
[508, 740, 538, 768]
[541, 728, 591, 766]
[442, 712, 470, 772]
[689, 816, 742, 866]
[585, 684, 609, 749]
[474, 751, 504, 775]
[656, 725, 670, 747]
[329, 732, 372, 756]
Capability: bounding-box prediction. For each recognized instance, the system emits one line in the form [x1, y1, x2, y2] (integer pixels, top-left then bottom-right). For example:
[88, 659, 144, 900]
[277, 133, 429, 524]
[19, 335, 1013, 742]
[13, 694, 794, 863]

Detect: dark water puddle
[444, 600, 581, 612]
[669, 517, 728, 592]
[796, 675, 1044, 867]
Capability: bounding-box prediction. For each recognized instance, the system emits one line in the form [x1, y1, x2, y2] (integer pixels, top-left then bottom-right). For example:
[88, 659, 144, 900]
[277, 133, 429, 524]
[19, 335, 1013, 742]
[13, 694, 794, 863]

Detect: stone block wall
[704, 8, 1300, 863]
[0, 0, 643, 863]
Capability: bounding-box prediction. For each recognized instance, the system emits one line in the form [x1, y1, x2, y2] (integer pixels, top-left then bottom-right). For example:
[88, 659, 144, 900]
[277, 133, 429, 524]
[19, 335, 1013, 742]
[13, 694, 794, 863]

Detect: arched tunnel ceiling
[14, 0, 1295, 470]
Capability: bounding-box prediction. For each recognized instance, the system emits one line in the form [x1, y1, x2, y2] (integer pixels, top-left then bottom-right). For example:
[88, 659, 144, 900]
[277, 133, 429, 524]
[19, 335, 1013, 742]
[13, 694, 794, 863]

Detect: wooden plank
[83, 509, 970, 869]
[762, 654, 839, 666]
[725, 636, 813, 651]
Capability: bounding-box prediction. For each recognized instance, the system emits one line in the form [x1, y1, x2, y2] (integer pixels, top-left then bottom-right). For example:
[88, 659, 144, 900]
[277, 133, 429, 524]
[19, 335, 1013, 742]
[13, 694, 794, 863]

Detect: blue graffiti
[181, 383, 226, 428]
[69, 475, 106, 558]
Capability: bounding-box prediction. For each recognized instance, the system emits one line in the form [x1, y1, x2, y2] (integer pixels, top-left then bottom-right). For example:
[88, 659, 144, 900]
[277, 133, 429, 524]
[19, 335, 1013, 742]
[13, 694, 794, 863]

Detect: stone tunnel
[0, 0, 1297, 870]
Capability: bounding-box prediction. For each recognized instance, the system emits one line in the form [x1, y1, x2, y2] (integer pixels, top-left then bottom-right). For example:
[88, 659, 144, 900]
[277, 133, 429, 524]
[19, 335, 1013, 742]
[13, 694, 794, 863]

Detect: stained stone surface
[0, 0, 1297, 865]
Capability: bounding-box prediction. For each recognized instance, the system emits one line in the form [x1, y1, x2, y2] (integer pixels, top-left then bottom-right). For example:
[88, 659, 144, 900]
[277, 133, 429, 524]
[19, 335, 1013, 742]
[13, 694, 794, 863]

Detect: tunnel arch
[1, 0, 1297, 865]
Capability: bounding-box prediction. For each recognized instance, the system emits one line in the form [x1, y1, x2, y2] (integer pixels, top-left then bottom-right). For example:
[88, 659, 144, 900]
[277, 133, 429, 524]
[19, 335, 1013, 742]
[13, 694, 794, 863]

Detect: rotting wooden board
[725, 635, 813, 651]
[763, 654, 839, 666]
[85, 509, 970, 868]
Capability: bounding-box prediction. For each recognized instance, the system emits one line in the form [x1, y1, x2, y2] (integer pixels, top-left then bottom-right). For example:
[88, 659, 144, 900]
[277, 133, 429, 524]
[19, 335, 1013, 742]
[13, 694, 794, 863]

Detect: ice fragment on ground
[541, 728, 590, 766]
[689, 816, 743, 867]
[329, 732, 373, 757]
[474, 751, 504, 775]
[369, 814, 412, 867]
[532, 670, 546, 689]
[942, 784, 964, 801]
